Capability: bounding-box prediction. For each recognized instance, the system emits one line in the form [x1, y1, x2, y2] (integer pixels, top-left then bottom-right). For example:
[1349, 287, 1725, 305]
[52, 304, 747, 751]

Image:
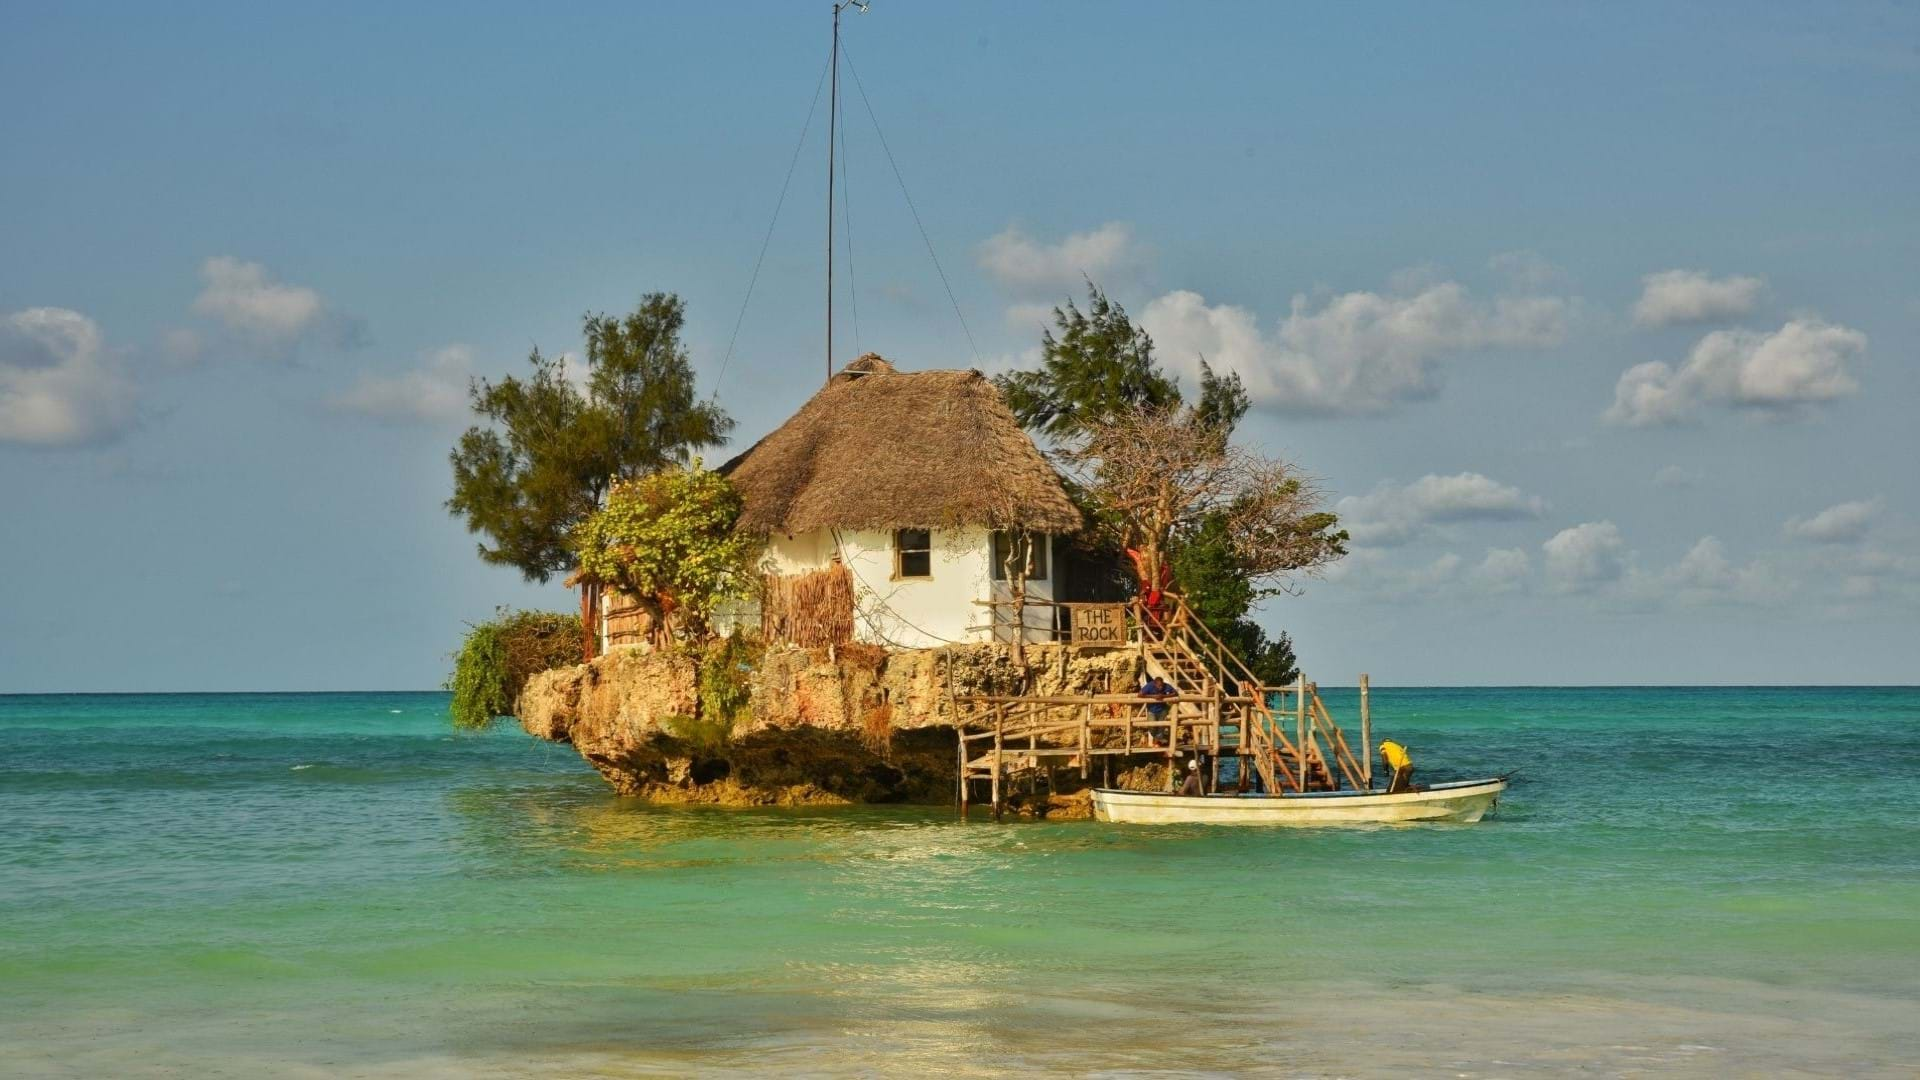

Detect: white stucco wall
[614, 526, 1059, 648]
[714, 526, 1055, 648]
[838, 526, 980, 648]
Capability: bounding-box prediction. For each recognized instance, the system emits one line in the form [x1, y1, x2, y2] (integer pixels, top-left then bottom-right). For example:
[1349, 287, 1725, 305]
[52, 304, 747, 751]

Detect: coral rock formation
[519, 642, 1139, 805]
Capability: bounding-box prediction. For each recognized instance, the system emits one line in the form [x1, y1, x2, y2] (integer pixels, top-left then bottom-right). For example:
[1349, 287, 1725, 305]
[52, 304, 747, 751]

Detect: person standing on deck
[1140, 675, 1176, 747]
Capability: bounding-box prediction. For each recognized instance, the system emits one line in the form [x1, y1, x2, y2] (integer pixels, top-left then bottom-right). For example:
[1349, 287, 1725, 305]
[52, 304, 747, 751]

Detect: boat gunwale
[1089, 777, 1508, 804]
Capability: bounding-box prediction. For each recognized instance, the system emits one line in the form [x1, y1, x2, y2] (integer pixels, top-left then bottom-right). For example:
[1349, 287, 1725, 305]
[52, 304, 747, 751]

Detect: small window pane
[896, 529, 931, 579]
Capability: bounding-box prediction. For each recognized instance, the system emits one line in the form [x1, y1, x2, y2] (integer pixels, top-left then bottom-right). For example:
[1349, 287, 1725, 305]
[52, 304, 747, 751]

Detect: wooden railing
[950, 590, 1376, 815]
[1129, 593, 1367, 794]
[953, 692, 1240, 818]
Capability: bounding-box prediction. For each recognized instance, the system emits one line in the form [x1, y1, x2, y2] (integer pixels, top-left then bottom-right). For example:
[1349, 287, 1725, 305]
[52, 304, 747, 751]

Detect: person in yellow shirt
[1380, 740, 1415, 794]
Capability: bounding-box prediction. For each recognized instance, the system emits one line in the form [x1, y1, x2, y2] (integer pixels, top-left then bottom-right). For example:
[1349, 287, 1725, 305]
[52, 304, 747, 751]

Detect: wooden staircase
[953, 594, 1375, 814]
[1135, 595, 1349, 794]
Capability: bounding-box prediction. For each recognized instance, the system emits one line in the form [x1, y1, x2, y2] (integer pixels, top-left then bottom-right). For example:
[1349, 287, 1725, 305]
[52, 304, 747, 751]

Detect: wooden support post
[1080, 704, 1090, 781]
[992, 705, 1004, 822]
[1359, 673, 1372, 790]
[1236, 704, 1248, 793]
[957, 730, 968, 814]
[578, 582, 599, 662]
[1295, 673, 1308, 792]
[1207, 697, 1219, 794]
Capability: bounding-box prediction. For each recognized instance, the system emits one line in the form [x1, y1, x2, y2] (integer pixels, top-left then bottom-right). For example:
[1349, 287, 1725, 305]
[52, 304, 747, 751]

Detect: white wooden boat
[1091, 777, 1508, 826]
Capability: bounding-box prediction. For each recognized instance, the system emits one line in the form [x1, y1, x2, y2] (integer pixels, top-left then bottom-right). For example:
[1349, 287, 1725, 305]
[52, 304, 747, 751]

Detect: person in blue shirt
[1140, 675, 1176, 746]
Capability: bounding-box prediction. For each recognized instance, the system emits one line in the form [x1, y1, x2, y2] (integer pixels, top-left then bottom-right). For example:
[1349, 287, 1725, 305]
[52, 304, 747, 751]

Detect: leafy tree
[1063, 405, 1348, 600]
[1190, 361, 1250, 436]
[1170, 516, 1300, 685]
[446, 609, 584, 729]
[997, 283, 1178, 442]
[1237, 626, 1299, 688]
[1169, 514, 1256, 629]
[571, 464, 761, 642]
[447, 293, 732, 582]
[997, 282, 1252, 445]
[999, 280, 1345, 671]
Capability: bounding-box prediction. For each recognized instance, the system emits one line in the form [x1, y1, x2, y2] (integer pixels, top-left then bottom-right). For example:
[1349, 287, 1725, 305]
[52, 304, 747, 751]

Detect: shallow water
[2, 688, 1917, 1077]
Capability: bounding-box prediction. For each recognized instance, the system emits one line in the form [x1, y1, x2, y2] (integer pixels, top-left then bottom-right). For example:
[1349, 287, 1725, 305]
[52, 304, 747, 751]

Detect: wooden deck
[954, 595, 1378, 819]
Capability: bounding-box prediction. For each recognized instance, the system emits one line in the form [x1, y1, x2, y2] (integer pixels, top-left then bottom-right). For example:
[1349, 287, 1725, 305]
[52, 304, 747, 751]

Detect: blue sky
[3, 2, 1916, 690]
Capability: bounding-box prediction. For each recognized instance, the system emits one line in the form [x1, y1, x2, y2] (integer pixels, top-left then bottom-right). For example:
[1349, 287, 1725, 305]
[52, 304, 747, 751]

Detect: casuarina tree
[446, 293, 732, 583]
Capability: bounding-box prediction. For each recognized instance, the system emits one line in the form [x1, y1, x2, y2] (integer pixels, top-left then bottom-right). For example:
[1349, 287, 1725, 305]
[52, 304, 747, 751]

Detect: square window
[895, 528, 932, 579]
[991, 531, 1048, 582]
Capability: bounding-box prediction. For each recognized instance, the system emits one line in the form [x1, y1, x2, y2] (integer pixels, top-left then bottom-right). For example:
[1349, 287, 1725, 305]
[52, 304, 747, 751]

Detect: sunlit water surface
[2, 688, 1917, 1077]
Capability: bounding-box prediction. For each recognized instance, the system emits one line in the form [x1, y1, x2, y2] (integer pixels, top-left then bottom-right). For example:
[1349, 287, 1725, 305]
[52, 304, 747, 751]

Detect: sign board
[1067, 603, 1128, 649]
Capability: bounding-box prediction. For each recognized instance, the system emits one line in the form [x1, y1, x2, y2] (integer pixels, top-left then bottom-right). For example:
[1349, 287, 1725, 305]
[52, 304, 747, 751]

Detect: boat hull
[1090, 778, 1508, 826]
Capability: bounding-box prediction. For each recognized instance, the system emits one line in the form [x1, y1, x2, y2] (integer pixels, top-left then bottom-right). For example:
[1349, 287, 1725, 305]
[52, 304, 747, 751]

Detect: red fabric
[1126, 548, 1173, 628]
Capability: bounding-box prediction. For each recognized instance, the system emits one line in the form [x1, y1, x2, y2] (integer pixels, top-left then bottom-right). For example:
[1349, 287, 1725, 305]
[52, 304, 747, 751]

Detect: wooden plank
[954, 693, 1260, 705]
[1295, 674, 1308, 792]
[1080, 704, 1090, 780]
[1360, 673, 1372, 790]
[992, 704, 1004, 821]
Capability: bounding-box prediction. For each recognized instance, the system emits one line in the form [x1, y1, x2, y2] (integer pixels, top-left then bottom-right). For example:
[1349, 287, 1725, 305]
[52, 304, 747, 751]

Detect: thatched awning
[721, 354, 1081, 535]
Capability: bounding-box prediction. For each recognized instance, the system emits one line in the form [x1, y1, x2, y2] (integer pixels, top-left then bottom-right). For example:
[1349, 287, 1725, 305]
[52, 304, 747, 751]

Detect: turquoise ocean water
[3, 688, 1917, 1077]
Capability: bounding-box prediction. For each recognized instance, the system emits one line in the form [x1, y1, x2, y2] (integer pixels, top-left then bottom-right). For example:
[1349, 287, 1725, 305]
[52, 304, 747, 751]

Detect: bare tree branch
[1060, 406, 1346, 594]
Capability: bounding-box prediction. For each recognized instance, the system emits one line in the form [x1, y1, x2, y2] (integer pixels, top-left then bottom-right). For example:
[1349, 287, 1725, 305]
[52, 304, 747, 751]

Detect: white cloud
[1140, 280, 1567, 415]
[1404, 473, 1549, 520]
[972, 345, 1042, 380]
[1323, 548, 1463, 599]
[1631, 269, 1765, 327]
[0, 307, 138, 447]
[1410, 552, 1463, 588]
[330, 345, 473, 424]
[192, 256, 322, 339]
[1818, 544, 1920, 609]
[190, 256, 361, 350]
[977, 222, 1145, 293]
[1652, 465, 1700, 489]
[1543, 521, 1628, 593]
[1333, 533, 1810, 610]
[1604, 319, 1865, 426]
[1335, 472, 1548, 547]
[1784, 497, 1884, 544]
[1626, 536, 1795, 607]
[1321, 545, 1389, 586]
[1663, 537, 1743, 592]
[1471, 547, 1531, 593]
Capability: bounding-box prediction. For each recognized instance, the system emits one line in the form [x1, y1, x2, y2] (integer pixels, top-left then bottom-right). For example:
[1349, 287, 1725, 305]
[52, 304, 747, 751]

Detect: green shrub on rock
[447, 609, 584, 729]
[571, 464, 761, 643]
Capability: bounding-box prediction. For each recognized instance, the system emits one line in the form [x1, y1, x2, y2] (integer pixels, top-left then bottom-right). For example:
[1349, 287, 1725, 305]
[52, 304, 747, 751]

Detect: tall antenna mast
[827, 1, 868, 382]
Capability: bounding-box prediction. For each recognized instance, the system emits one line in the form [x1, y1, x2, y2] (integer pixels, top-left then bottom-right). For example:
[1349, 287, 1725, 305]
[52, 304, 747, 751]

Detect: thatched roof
[722, 354, 1082, 535]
